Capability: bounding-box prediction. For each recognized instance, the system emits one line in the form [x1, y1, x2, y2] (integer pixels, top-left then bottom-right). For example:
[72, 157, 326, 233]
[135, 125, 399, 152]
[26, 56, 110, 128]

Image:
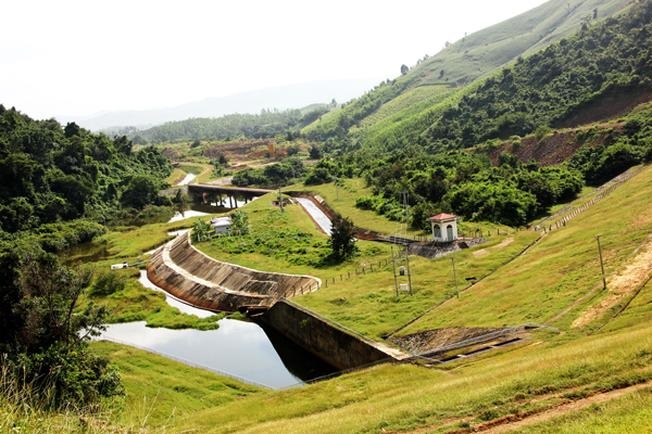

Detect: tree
[63, 122, 80, 138]
[229, 210, 249, 235]
[400, 64, 409, 75]
[0, 242, 121, 409]
[173, 189, 188, 217]
[309, 144, 322, 159]
[120, 175, 160, 209]
[191, 219, 212, 242]
[329, 215, 357, 261]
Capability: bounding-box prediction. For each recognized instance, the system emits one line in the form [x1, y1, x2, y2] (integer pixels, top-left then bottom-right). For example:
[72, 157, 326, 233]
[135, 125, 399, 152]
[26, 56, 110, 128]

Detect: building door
[446, 224, 454, 241]
[434, 224, 441, 239]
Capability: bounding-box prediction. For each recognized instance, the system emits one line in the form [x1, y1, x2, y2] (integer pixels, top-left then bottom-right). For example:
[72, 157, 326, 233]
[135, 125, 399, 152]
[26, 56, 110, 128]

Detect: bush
[90, 271, 126, 296]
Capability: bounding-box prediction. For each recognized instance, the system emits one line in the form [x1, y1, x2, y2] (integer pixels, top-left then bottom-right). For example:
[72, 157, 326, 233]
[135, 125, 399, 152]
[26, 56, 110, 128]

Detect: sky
[1, 0, 548, 119]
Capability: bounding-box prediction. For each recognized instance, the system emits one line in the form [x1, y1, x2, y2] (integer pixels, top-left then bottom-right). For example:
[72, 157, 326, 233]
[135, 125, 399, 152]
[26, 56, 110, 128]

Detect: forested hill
[423, 1, 652, 150]
[0, 105, 171, 233]
[301, 0, 631, 144]
[128, 104, 330, 144]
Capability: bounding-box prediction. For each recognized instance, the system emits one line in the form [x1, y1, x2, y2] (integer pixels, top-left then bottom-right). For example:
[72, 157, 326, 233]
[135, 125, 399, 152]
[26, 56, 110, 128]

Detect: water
[296, 197, 332, 235]
[167, 197, 257, 223]
[138, 270, 214, 318]
[168, 209, 211, 223]
[98, 319, 336, 389]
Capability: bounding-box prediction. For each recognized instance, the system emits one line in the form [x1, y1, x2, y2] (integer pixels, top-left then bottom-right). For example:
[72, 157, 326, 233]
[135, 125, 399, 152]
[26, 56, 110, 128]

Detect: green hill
[301, 0, 632, 147]
[129, 104, 330, 144]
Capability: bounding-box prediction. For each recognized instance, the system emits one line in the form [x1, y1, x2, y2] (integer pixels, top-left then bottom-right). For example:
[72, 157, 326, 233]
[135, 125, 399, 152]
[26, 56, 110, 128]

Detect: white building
[430, 213, 458, 242]
[211, 216, 232, 235]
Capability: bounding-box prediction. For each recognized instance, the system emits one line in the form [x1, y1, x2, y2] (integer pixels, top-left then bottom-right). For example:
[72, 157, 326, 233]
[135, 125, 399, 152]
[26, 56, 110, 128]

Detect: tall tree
[329, 215, 357, 261]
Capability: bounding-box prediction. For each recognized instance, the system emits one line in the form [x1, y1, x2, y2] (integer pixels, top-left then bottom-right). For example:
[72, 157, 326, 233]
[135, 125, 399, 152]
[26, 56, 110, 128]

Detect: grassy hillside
[194, 191, 536, 339]
[1, 341, 261, 433]
[173, 319, 652, 433]
[403, 164, 652, 334]
[172, 165, 651, 433]
[301, 0, 631, 144]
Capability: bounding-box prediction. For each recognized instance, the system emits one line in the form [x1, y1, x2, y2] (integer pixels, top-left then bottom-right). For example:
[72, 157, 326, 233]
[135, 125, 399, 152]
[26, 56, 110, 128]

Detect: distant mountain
[59, 79, 378, 131]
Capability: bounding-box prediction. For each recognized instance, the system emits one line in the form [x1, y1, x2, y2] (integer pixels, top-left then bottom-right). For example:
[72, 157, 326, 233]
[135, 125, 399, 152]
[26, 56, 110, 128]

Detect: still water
[138, 270, 214, 318]
[98, 271, 337, 389]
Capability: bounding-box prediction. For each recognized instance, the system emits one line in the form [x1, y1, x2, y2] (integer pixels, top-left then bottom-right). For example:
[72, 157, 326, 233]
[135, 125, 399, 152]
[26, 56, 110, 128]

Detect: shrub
[90, 271, 126, 296]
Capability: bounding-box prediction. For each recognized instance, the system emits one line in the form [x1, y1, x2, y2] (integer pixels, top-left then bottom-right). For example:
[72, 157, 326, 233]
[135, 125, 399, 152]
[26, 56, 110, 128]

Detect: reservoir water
[97, 270, 337, 389]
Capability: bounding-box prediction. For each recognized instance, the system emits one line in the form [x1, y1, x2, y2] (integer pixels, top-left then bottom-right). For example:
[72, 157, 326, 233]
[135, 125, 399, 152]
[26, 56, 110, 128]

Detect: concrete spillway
[147, 234, 320, 312]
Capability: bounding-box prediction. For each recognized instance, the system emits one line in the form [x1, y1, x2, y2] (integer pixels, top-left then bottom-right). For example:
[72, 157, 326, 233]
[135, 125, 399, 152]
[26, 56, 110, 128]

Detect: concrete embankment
[147, 234, 320, 312]
[260, 300, 408, 371]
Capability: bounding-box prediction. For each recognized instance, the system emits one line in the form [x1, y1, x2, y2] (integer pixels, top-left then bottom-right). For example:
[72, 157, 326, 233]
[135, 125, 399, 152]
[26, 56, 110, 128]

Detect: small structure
[211, 216, 232, 235]
[430, 213, 458, 242]
[111, 262, 128, 270]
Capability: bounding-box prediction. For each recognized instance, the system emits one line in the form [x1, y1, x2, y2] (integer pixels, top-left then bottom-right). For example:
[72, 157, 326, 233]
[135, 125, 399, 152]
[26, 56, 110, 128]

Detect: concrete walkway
[296, 197, 332, 235]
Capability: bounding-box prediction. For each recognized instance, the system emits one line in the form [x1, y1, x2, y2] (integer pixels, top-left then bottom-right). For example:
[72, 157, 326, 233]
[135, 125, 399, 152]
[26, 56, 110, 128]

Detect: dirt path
[404, 380, 652, 434]
[473, 237, 514, 257]
[479, 380, 652, 433]
[572, 235, 652, 328]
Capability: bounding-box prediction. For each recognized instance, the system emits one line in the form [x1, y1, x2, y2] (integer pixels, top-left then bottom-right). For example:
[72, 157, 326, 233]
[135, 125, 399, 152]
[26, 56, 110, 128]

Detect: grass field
[92, 341, 261, 428]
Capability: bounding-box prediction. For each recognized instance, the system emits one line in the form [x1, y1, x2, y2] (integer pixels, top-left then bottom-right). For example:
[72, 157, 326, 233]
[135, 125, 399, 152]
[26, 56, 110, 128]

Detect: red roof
[430, 213, 457, 221]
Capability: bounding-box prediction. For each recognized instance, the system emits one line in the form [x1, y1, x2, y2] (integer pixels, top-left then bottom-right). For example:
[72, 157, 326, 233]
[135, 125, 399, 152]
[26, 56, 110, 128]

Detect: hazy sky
[1, 0, 547, 119]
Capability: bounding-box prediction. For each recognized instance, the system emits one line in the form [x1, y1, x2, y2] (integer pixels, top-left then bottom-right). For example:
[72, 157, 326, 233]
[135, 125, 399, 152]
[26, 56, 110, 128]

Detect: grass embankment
[402, 164, 652, 334]
[195, 192, 537, 339]
[172, 319, 652, 433]
[93, 341, 261, 428]
[77, 213, 226, 329]
[1, 341, 261, 433]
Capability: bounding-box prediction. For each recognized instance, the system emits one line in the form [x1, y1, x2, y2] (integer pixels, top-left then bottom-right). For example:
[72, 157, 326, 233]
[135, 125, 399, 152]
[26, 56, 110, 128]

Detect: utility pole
[451, 256, 459, 298]
[596, 235, 606, 290]
[391, 245, 399, 297]
[335, 177, 340, 201]
[405, 246, 413, 295]
[278, 187, 284, 212]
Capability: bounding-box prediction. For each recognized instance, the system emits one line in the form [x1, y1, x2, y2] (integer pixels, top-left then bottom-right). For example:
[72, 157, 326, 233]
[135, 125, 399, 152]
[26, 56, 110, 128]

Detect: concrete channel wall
[260, 300, 406, 370]
[147, 234, 320, 311]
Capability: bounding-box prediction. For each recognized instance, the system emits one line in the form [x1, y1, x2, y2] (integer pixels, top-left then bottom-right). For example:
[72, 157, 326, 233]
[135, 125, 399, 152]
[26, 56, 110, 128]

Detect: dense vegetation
[0, 106, 171, 234]
[232, 157, 306, 188]
[349, 150, 583, 227]
[0, 105, 176, 413]
[130, 105, 329, 144]
[0, 238, 122, 410]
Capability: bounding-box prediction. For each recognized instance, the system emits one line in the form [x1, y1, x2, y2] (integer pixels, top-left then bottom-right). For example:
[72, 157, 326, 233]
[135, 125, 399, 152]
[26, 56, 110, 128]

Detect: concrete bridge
[187, 184, 273, 208]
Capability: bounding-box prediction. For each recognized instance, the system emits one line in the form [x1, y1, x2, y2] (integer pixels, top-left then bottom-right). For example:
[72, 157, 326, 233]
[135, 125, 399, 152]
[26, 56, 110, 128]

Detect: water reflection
[99, 319, 335, 389]
[138, 270, 215, 318]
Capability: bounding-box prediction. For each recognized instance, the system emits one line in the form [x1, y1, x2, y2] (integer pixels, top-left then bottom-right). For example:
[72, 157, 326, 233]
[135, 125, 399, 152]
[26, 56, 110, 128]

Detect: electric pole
[391, 245, 399, 297]
[405, 246, 413, 295]
[596, 235, 606, 290]
[451, 256, 459, 298]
